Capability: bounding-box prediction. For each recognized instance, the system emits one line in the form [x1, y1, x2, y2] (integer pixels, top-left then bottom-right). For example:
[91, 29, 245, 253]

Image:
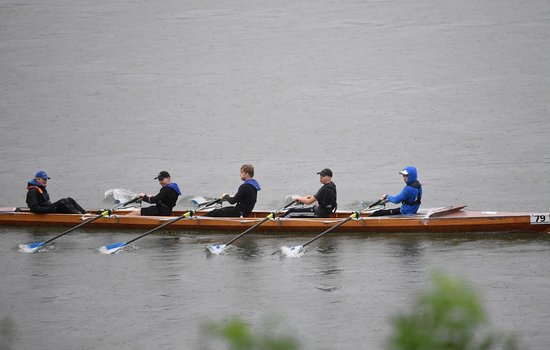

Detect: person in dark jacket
[139, 171, 181, 216]
[282, 168, 337, 218]
[370, 166, 422, 216]
[26, 170, 86, 214]
[204, 164, 261, 217]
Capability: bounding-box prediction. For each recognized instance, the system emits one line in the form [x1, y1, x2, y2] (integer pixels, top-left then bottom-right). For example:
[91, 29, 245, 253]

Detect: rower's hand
[138, 193, 145, 198]
[381, 194, 388, 201]
[221, 193, 229, 201]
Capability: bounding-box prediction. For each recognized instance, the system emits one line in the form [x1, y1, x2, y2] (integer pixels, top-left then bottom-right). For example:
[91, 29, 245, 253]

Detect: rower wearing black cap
[282, 168, 337, 218]
[138, 171, 181, 216]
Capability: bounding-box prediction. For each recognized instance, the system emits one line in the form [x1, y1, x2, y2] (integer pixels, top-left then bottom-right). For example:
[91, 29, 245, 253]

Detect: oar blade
[280, 245, 304, 257]
[190, 196, 208, 206]
[18, 241, 46, 253]
[207, 244, 226, 255]
[99, 242, 127, 255]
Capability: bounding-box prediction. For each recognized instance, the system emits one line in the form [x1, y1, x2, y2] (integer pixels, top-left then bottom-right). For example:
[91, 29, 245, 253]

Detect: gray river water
[1, 0, 550, 349]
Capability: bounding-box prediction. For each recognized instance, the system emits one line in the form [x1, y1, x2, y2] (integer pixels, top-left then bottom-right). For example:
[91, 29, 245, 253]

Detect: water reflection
[236, 240, 262, 260]
[389, 237, 426, 269]
[313, 239, 343, 292]
[315, 238, 338, 254]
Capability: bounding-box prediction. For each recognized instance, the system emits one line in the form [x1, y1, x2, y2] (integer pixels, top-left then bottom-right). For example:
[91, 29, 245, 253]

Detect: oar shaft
[125, 214, 189, 245]
[224, 216, 271, 246]
[367, 199, 383, 209]
[23, 196, 140, 249]
[113, 196, 140, 210]
[221, 201, 296, 247]
[123, 199, 219, 246]
[301, 216, 354, 248]
[43, 214, 103, 244]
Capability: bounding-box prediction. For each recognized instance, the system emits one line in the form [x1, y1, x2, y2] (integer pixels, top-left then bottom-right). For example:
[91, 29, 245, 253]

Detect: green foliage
[0, 317, 16, 350]
[203, 318, 300, 350]
[204, 273, 517, 350]
[388, 272, 516, 350]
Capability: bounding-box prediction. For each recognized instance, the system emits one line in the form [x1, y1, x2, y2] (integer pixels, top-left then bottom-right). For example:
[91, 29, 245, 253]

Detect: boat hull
[1, 207, 549, 234]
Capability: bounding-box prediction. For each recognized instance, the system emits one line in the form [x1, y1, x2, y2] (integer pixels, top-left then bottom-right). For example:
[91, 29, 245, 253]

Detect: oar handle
[114, 196, 141, 210]
[197, 198, 222, 210]
[364, 198, 385, 210]
[280, 200, 298, 211]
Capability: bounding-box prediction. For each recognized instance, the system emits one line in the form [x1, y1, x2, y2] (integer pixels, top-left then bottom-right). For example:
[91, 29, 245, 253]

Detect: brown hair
[240, 164, 254, 177]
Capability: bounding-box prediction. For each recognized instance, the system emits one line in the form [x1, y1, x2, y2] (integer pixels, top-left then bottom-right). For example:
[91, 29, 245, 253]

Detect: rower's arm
[296, 195, 317, 205]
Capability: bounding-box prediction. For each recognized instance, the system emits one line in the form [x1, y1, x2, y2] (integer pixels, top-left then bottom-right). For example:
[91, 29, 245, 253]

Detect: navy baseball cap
[35, 170, 50, 179]
[317, 168, 333, 177]
[154, 171, 170, 180]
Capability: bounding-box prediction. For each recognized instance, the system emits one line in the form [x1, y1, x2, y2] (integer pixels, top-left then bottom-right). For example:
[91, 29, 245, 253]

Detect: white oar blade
[99, 242, 127, 255]
[104, 188, 138, 205]
[280, 245, 304, 257]
[18, 241, 46, 253]
[190, 196, 208, 206]
[207, 244, 226, 255]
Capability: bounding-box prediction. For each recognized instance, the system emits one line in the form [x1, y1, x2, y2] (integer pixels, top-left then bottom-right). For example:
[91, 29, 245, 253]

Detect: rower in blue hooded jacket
[370, 166, 422, 216]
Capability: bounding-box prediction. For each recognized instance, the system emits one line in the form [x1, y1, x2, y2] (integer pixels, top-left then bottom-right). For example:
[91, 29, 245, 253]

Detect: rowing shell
[1, 205, 549, 234]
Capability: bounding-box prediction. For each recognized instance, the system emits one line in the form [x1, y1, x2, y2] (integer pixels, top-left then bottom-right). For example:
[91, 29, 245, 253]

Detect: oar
[280, 212, 360, 256]
[99, 198, 221, 254]
[280, 199, 385, 256]
[18, 197, 140, 253]
[363, 198, 386, 213]
[207, 200, 297, 255]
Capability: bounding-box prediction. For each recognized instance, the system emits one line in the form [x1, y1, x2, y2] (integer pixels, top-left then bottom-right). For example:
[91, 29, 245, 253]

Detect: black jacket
[142, 184, 181, 216]
[223, 183, 259, 217]
[26, 181, 56, 213]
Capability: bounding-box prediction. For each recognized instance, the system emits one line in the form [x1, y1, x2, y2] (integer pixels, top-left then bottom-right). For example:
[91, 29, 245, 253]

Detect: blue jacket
[386, 166, 422, 215]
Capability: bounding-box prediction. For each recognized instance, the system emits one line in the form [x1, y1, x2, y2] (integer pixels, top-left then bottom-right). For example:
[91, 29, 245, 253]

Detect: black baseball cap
[317, 168, 333, 177]
[154, 171, 170, 180]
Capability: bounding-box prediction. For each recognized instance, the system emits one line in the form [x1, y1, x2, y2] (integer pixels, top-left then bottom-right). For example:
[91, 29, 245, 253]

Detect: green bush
[205, 273, 517, 350]
[388, 272, 517, 350]
[203, 317, 300, 350]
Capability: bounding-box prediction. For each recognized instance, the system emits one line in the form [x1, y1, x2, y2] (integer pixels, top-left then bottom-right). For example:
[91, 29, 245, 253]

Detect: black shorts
[369, 208, 401, 217]
[141, 206, 172, 216]
[203, 206, 243, 217]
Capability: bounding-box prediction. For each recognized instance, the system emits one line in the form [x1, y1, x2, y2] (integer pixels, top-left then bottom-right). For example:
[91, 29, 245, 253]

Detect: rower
[370, 166, 422, 216]
[26, 170, 86, 214]
[138, 171, 181, 216]
[282, 168, 337, 218]
[204, 164, 261, 218]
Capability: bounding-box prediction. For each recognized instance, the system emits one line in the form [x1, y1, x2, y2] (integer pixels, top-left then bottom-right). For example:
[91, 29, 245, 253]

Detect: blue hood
[403, 166, 418, 185]
[244, 179, 261, 191]
[166, 182, 182, 195]
[27, 179, 42, 187]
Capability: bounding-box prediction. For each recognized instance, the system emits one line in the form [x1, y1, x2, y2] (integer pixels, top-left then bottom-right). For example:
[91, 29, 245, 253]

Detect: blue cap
[35, 171, 50, 179]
